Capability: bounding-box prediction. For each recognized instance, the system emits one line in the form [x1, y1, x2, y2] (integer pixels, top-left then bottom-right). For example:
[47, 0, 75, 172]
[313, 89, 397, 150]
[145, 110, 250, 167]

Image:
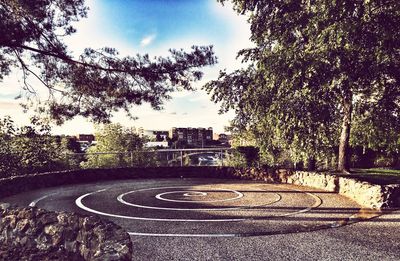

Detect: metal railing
[65, 148, 233, 169]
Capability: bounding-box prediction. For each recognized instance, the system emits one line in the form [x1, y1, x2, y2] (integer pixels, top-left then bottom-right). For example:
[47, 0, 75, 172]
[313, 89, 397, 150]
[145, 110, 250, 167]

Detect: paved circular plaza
[2, 178, 374, 237]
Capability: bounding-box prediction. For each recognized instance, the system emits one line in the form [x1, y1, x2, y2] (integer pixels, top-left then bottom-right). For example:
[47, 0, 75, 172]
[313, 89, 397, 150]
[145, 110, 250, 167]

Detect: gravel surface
[2, 178, 399, 260]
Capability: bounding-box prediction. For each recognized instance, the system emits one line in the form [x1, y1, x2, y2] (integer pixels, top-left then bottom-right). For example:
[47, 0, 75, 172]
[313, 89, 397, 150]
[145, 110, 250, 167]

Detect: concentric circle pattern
[2, 177, 395, 260]
[153, 187, 243, 203]
[69, 179, 369, 237]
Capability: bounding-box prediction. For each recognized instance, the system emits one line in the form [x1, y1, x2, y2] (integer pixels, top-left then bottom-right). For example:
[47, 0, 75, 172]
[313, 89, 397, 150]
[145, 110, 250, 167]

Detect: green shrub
[374, 154, 394, 168]
[0, 116, 73, 178]
[232, 146, 260, 167]
[81, 123, 157, 169]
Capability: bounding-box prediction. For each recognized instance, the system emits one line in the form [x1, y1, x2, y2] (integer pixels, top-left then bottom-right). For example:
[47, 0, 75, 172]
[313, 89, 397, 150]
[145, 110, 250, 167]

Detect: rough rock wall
[286, 171, 338, 192]
[0, 206, 132, 261]
[232, 168, 400, 209]
[337, 177, 400, 209]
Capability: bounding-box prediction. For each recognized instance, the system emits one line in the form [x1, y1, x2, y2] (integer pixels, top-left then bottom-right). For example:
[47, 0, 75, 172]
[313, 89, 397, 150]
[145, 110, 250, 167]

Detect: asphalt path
[1, 178, 400, 260]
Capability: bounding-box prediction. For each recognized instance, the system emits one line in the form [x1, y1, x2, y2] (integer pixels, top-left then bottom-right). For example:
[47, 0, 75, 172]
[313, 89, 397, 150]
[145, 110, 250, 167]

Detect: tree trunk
[307, 157, 316, 171]
[392, 152, 399, 169]
[337, 95, 353, 173]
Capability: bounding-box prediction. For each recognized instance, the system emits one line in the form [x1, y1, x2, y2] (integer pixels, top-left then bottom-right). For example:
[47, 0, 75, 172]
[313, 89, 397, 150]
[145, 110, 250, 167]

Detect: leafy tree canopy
[82, 123, 155, 168]
[89, 123, 144, 153]
[205, 0, 400, 171]
[0, 116, 74, 177]
[0, 0, 217, 123]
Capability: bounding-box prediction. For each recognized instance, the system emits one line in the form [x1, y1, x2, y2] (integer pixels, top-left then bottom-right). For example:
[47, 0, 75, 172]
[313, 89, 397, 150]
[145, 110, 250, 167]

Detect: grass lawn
[348, 168, 400, 185]
[352, 168, 400, 176]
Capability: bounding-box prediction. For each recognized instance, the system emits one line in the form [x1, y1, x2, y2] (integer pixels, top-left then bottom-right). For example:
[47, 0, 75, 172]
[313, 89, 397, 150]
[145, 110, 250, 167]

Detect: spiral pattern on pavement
[63, 179, 369, 237]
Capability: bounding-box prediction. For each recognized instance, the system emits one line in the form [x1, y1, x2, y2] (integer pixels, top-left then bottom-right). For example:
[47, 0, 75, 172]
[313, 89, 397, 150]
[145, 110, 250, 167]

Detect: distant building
[142, 130, 169, 141]
[170, 127, 213, 146]
[217, 133, 231, 146]
[76, 134, 95, 152]
[154, 131, 169, 141]
[170, 127, 187, 142]
[78, 134, 95, 143]
[213, 133, 220, 140]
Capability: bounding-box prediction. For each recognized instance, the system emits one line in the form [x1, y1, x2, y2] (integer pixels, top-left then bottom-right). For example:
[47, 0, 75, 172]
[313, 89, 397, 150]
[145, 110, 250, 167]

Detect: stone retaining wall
[337, 176, 400, 209]
[233, 168, 400, 209]
[0, 206, 132, 260]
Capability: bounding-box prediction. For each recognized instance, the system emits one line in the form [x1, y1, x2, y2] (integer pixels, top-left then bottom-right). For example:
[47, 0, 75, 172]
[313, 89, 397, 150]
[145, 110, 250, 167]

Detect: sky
[0, 0, 252, 135]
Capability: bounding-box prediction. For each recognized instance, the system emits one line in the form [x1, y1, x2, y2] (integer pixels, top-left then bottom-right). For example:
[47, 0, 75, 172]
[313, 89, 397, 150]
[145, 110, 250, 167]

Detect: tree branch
[7, 44, 205, 77]
[13, 50, 64, 94]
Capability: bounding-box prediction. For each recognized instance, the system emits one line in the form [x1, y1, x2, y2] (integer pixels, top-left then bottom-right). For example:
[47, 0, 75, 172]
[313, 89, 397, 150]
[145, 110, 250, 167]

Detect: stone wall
[231, 168, 400, 209]
[337, 176, 400, 209]
[0, 205, 132, 260]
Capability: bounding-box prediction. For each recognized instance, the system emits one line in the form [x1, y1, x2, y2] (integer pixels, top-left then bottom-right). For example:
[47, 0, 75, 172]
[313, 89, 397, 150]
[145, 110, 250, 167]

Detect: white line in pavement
[76, 189, 246, 222]
[27, 183, 360, 238]
[128, 232, 238, 237]
[279, 191, 322, 216]
[183, 192, 207, 197]
[118, 192, 281, 211]
[117, 186, 281, 211]
[76, 185, 321, 222]
[29, 193, 56, 207]
[155, 188, 243, 203]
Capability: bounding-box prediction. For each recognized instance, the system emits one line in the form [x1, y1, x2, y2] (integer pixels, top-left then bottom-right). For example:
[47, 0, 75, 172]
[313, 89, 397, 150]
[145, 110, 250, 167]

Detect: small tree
[0, 116, 20, 176]
[82, 123, 156, 168]
[0, 116, 72, 177]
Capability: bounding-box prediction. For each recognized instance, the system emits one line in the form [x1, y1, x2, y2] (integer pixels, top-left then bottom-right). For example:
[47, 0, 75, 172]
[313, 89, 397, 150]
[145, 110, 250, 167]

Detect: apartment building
[170, 127, 213, 146]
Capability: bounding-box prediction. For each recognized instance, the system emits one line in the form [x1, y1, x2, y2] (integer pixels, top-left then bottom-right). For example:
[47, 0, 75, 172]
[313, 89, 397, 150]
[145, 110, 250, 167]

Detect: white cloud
[0, 101, 32, 127]
[170, 90, 192, 98]
[0, 72, 21, 97]
[0, 100, 19, 110]
[0, 1, 249, 135]
[208, 1, 254, 71]
[140, 34, 156, 47]
[63, 1, 138, 56]
[51, 117, 96, 135]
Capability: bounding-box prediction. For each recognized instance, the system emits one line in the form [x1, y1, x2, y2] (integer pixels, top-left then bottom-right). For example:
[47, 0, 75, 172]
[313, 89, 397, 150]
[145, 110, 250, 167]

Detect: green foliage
[225, 146, 262, 168]
[350, 110, 400, 154]
[225, 150, 248, 167]
[353, 168, 400, 176]
[0, 0, 217, 123]
[0, 116, 72, 177]
[236, 146, 259, 167]
[81, 123, 156, 168]
[0, 116, 20, 176]
[206, 0, 400, 171]
[374, 154, 394, 168]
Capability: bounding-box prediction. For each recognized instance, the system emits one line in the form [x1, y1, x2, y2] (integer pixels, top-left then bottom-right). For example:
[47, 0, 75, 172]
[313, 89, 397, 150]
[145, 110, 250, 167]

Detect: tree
[155, 133, 164, 142]
[82, 123, 156, 168]
[350, 105, 400, 167]
[0, 116, 20, 176]
[0, 116, 72, 177]
[0, 0, 217, 123]
[205, 0, 400, 172]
